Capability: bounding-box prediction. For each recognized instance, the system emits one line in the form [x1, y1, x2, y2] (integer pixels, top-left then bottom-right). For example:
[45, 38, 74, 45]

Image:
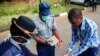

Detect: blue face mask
[42, 15, 50, 21]
[21, 39, 31, 46]
[13, 36, 32, 46]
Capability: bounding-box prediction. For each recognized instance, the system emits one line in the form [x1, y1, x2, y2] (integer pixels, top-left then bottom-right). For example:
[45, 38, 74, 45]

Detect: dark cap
[10, 16, 36, 39]
[39, 2, 51, 15]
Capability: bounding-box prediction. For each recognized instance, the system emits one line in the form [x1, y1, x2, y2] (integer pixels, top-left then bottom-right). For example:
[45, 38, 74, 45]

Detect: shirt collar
[73, 17, 86, 30]
[80, 17, 86, 30]
[10, 37, 21, 51]
[38, 16, 49, 24]
[37, 17, 44, 24]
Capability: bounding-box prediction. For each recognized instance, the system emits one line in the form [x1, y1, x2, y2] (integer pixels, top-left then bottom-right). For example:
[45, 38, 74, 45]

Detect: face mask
[21, 39, 32, 46]
[42, 15, 50, 21]
[12, 36, 32, 46]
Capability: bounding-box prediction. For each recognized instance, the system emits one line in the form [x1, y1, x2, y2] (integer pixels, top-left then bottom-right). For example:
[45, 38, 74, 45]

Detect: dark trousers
[92, 2, 97, 11]
[36, 43, 55, 56]
[78, 47, 99, 56]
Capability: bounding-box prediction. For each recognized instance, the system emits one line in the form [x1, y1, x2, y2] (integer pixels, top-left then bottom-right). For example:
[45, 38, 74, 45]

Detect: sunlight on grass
[0, 1, 84, 32]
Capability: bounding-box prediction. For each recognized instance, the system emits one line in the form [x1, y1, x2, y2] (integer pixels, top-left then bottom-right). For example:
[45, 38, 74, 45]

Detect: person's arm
[34, 34, 47, 44]
[52, 17, 62, 41]
[52, 29, 62, 41]
[33, 28, 50, 44]
[71, 27, 95, 56]
[67, 30, 79, 53]
[64, 27, 79, 56]
[33, 28, 45, 44]
[52, 17, 62, 48]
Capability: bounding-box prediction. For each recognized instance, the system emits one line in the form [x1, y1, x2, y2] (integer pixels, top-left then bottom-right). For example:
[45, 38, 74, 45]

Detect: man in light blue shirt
[33, 2, 62, 56]
[64, 8, 100, 56]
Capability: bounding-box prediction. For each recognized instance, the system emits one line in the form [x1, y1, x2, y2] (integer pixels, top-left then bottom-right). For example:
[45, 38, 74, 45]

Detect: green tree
[60, 0, 70, 6]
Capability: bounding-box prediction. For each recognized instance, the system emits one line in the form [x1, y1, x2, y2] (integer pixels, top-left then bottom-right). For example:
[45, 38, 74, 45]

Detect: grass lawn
[0, 2, 84, 32]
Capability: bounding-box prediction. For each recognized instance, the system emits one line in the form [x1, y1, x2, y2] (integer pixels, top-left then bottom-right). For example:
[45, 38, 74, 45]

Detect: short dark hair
[68, 8, 82, 21]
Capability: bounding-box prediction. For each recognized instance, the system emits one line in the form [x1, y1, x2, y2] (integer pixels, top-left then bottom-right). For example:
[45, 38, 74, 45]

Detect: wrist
[58, 39, 62, 42]
[45, 40, 50, 45]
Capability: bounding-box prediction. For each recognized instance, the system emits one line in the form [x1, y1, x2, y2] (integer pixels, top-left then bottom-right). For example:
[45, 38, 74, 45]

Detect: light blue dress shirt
[33, 16, 57, 40]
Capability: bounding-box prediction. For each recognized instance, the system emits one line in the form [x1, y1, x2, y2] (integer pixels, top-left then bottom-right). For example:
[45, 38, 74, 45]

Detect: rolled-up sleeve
[52, 18, 57, 30]
[33, 28, 38, 35]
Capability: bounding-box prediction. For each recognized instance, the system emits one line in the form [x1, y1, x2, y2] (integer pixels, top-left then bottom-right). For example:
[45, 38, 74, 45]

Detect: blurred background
[0, 0, 84, 32]
[0, 0, 100, 56]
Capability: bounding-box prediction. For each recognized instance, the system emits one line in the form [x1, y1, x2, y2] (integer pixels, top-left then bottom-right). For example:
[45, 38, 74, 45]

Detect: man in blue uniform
[33, 2, 62, 56]
[0, 16, 37, 56]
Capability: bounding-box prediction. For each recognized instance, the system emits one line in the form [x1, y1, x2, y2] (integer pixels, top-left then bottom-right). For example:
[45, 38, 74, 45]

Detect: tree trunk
[67, 0, 70, 4]
[65, 0, 70, 5]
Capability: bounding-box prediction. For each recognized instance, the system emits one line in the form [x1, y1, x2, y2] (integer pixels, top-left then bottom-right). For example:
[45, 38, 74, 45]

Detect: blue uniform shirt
[67, 17, 100, 56]
[0, 37, 37, 56]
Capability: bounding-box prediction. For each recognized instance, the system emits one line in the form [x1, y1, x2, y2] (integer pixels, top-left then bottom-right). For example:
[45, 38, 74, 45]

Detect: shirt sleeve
[52, 17, 57, 30]
[71, 27, 94, 56]
[23, 46, 37, 56]
[67, 27, 79, 53]
[33, 28, 38, 35]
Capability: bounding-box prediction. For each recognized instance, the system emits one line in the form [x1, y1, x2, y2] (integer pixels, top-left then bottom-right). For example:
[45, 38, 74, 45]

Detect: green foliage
[51, 4, 84, 15]
[0, 1, 84, 32]
[51, 4, 66, 15]
[0, 17, 11, 32]
[31, 6, 39, 13]
[0, 7, 29, 16]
